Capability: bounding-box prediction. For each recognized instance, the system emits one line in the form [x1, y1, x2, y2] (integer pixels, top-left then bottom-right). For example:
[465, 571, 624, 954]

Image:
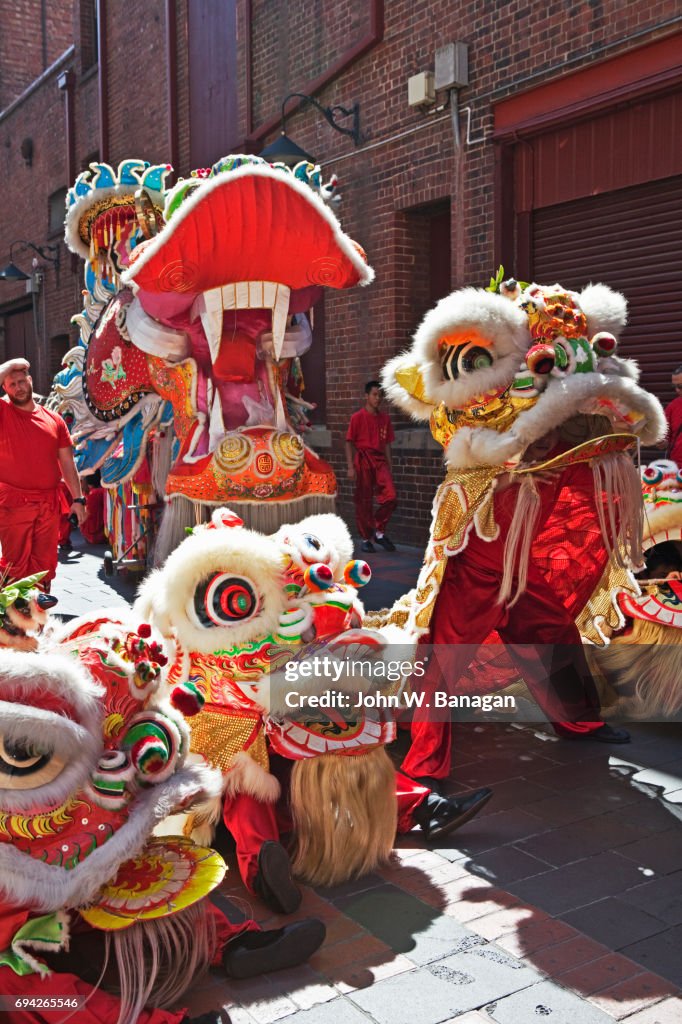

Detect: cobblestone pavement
[51, 531, 682, 1023]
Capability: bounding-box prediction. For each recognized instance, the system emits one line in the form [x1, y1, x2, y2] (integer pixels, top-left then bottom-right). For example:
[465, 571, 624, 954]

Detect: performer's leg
[221, 791, 280, 893]
[354, 455, 376, 540]
[502, 569, 608, 734]
[0, 504, 35, 583]
[373, 458, 397, 535]
[29, 499, 61, 587]
[401, 557, 505, 781]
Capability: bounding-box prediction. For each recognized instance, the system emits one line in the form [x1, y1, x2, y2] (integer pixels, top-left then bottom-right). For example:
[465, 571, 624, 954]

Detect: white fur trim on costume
[223, 750, 280, 802]
[272, 513, 353, 580]
[412, 288, 530, 412]
[579, 284, 628, 338]
[133, 527, 287, 653]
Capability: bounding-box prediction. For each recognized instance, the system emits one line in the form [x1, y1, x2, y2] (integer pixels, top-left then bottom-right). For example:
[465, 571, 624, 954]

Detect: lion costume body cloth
[378, 280, 666, 776]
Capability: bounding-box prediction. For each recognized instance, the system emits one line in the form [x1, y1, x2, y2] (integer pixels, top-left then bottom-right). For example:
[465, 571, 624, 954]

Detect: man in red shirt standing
[665, 365, 682, 463]
[0, 358, 86, 589]
[345, 380, 397, 552]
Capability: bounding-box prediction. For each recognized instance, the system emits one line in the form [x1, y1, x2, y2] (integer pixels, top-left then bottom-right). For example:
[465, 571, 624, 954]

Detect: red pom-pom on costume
[138, 623, 152, 638]
[170, 683, 205, 717]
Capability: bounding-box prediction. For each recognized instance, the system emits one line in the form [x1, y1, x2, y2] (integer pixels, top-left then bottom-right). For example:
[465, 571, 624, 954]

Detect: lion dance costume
[379, 278, 666, 779]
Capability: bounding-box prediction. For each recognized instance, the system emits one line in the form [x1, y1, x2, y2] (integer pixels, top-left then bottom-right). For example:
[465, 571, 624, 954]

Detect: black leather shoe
[253, 840, 301, 915]
[360, 540, 375, 552]
[419, 788, 493, 840]
[374, 534, 396, 551]
[565, 723, 631, 744]
[222, 918, 326, 979]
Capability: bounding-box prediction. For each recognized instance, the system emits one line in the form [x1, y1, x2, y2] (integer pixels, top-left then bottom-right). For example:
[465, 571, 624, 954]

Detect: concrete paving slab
[334, 884, 486, 966]
[271, 998, 370, 1024]
[348, 950, 539, 1024]
[560, 898, 669, 950]
[619, 871, 682, 925]
[484, 978, 616, 1023]
[615, 829, 682, 874]
[615, 927, 682, 990]
[506, 851, 653, 917]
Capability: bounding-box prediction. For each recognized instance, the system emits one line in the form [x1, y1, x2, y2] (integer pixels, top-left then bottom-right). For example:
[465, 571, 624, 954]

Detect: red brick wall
[248, 0, 682, 543]
[0, 0, 73, 111]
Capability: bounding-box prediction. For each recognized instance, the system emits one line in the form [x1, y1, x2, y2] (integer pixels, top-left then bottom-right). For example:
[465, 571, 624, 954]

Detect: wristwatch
[72, 497, 86, 506]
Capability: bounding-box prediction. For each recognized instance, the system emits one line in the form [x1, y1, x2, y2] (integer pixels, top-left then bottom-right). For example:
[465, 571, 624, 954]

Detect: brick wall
[0, 0, 73, 111]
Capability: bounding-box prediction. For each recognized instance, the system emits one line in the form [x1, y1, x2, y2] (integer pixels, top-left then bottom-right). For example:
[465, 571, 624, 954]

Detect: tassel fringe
[592, 453, 644, 571]
[499, 477, 542, 606]
[107, 901, 216, 1024]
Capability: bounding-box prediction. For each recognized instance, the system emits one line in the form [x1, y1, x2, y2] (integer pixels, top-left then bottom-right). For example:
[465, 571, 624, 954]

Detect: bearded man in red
[0, 358, 86, 588]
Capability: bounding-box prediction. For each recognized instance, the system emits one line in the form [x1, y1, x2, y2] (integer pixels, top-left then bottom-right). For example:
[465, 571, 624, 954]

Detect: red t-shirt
[665, 397, 682, 463]
[346, 408, 395, 454]
[0, 399, 71, 493]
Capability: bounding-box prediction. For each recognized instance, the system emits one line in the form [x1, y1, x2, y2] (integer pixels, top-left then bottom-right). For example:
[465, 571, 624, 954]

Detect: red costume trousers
[0, 495, 60, 589]
[1, 902, 255, 1024]
[401, 547, 603, 781]
[354, 451, 397, 540]
[222, 790, 281, 892]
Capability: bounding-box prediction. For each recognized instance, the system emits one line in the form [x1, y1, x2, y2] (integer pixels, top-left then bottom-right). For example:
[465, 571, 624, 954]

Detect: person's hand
[347, 466, 356, 481]
[0, 358, 30, 382]
[71, 501, 87, 526]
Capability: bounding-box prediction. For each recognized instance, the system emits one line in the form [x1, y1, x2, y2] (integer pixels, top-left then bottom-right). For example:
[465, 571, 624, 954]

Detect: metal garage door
[532, 174, 682, 407]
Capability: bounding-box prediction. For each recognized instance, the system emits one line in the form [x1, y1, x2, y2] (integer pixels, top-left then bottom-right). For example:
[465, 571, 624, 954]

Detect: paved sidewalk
[51, 531, 682, 1022]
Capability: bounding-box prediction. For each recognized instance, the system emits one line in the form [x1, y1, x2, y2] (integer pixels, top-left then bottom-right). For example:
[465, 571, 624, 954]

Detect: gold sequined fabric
[189, 708, 269, 773]
[577, 556, 638, 646]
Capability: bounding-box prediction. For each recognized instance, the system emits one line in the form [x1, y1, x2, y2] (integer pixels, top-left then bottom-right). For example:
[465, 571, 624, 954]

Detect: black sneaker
[374, 535, 396, 551]
[222, 918, 326, 979]
[253, 840, 301, 914]
[360, 540, 375, 553]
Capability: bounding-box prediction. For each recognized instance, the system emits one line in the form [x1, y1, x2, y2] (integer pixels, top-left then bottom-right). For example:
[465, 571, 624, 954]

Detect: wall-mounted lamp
[0, 240, 61, 284]
[259, 92, 361, 167]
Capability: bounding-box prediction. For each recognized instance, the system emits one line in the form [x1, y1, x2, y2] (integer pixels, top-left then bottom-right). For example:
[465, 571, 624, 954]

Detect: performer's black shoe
[222, 918, 326, 979]
[360, 540, 375, 552]
[184, 1013, 227, 1024]
[564, 723, 631, 744]
[374, 534, 396, 551]
[414, 788, 493, 840]
[253, 840, 302, 914]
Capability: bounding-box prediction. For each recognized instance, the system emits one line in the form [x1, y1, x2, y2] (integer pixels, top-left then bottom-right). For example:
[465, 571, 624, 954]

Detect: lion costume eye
[440, 340, 494, 381]
[303, 534, 322, 552]
[193, 574, 259, 628]
[0, 734, 65, 790]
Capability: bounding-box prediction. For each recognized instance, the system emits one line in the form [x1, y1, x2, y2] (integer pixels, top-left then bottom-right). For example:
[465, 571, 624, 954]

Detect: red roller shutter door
[531, 174, 682, 407]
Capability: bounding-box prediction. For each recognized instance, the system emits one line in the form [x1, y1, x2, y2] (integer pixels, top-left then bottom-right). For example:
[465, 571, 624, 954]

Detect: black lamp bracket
[281, 93, 360, 145]
[10, 240, 61, 274]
